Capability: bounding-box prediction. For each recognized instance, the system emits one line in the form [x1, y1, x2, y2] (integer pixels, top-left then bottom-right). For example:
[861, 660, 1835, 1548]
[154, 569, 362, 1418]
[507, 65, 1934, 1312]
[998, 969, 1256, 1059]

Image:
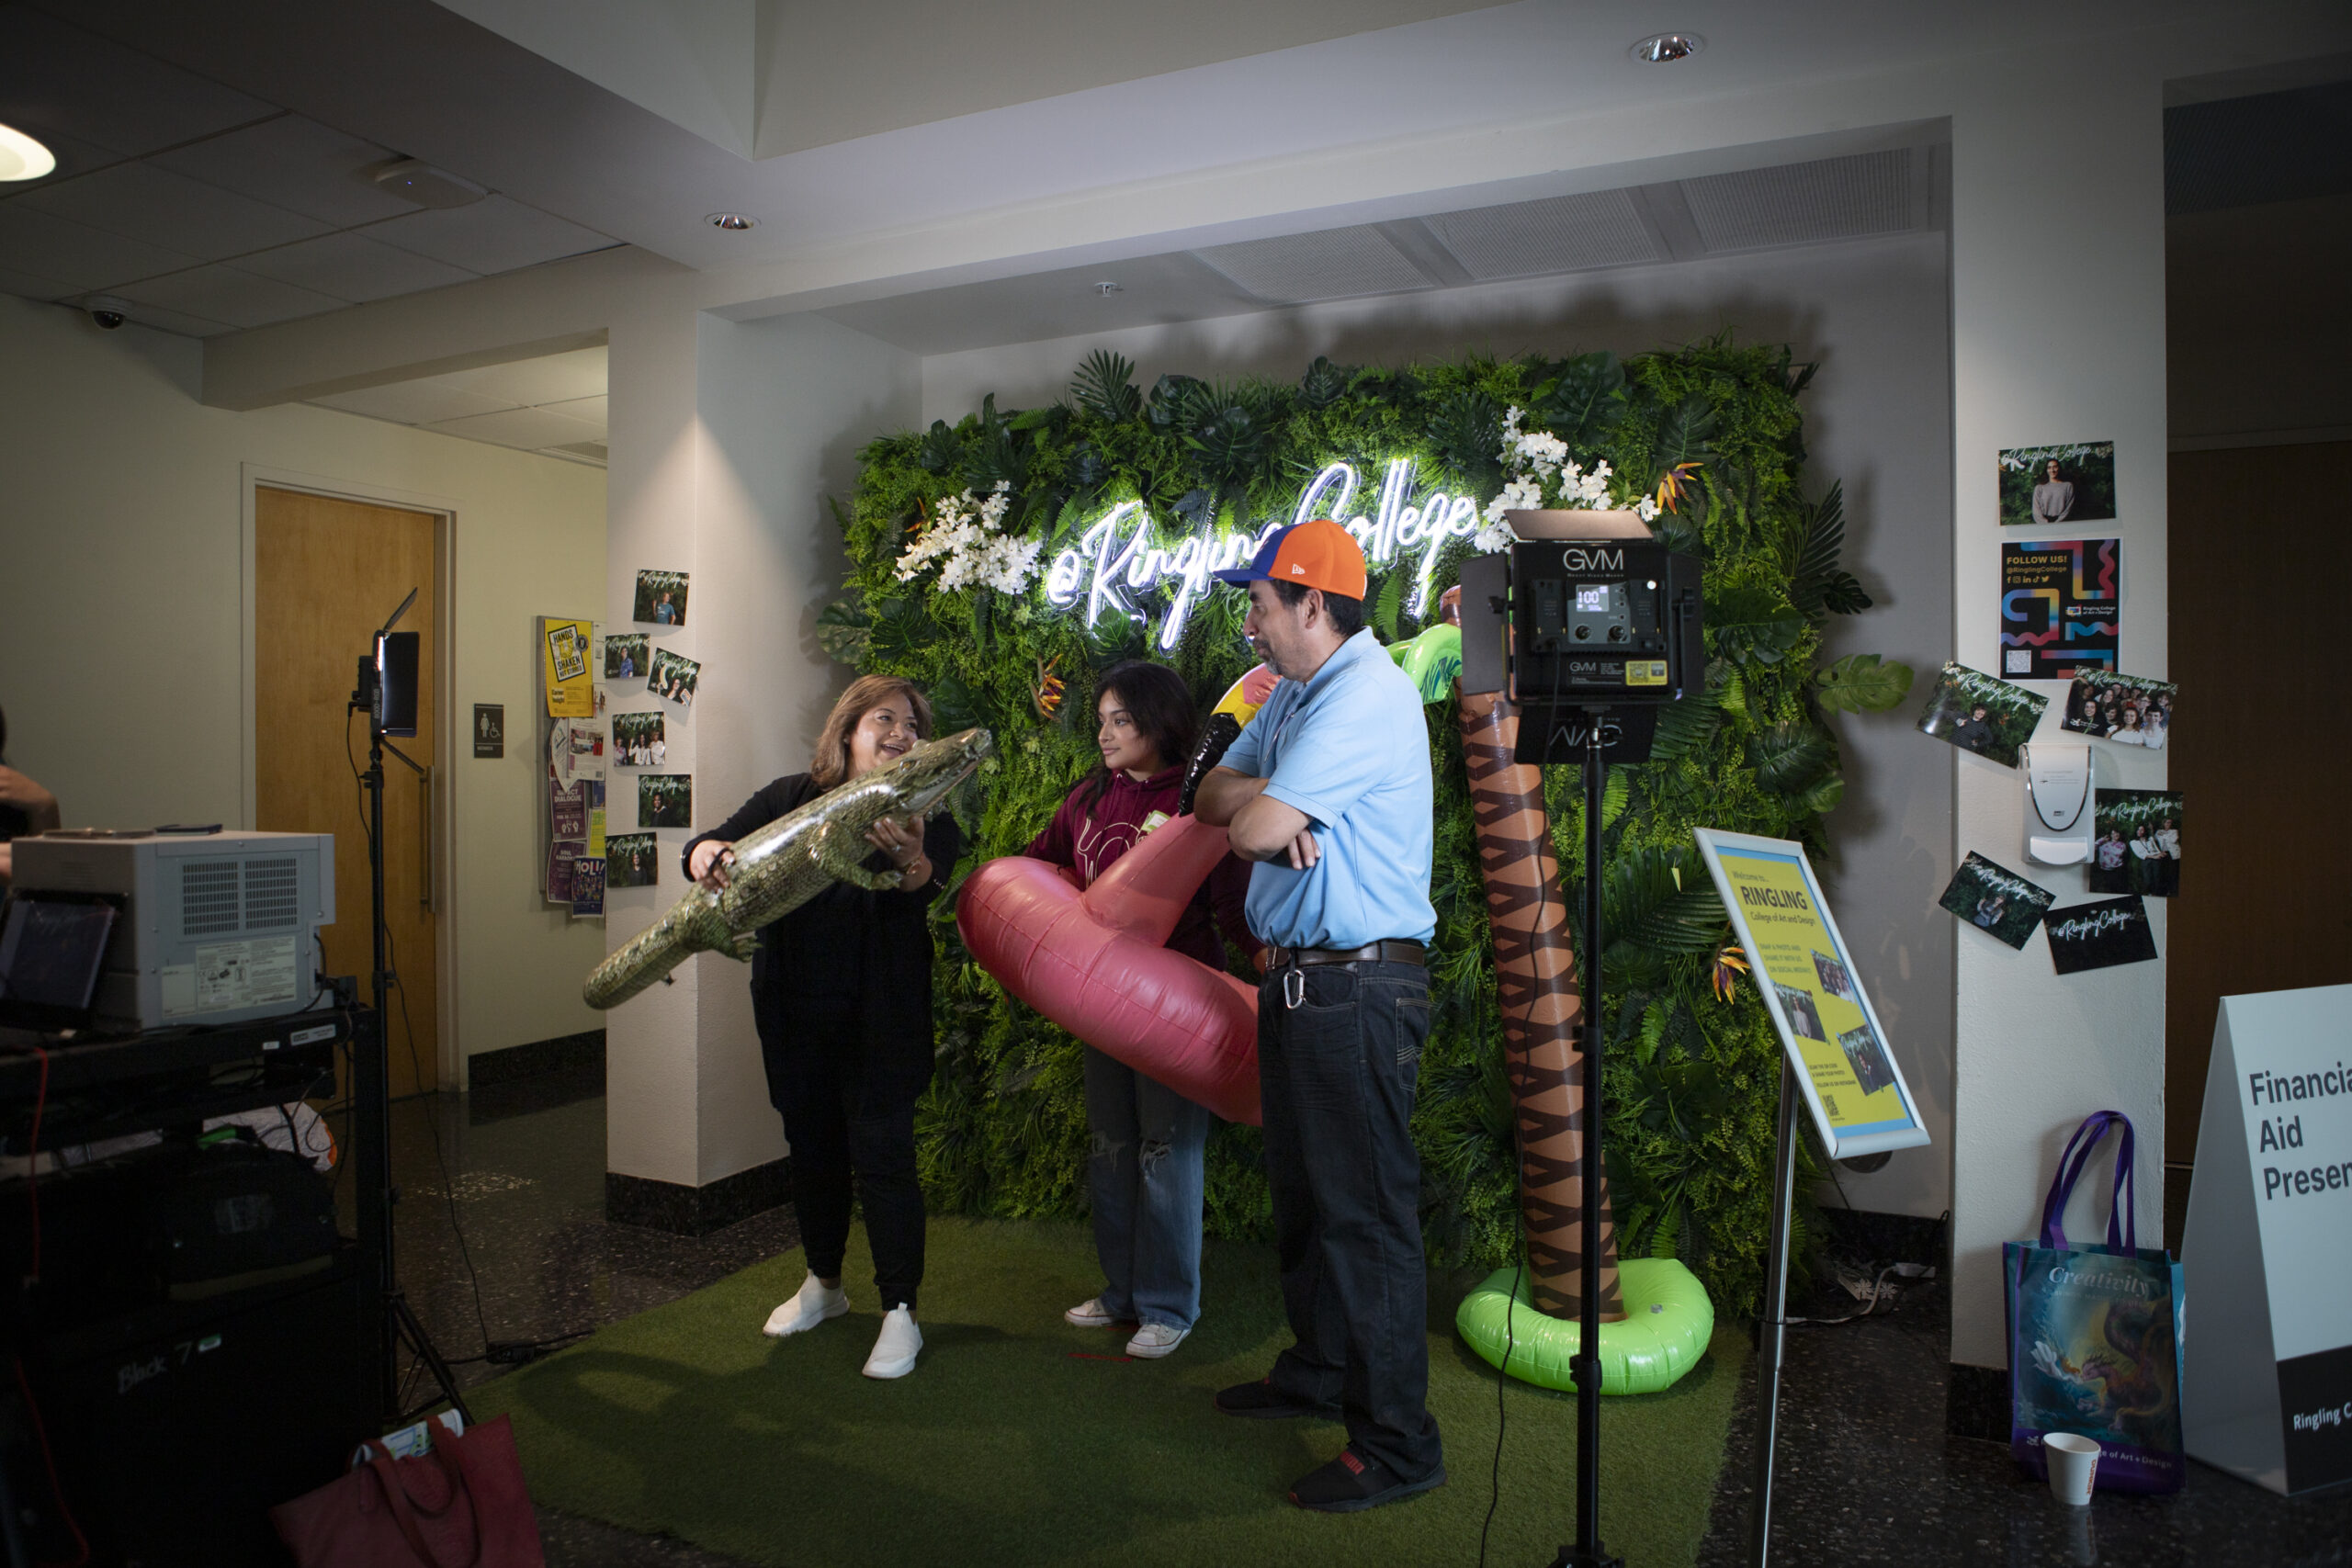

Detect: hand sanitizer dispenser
[2022, 742, 2096, 866]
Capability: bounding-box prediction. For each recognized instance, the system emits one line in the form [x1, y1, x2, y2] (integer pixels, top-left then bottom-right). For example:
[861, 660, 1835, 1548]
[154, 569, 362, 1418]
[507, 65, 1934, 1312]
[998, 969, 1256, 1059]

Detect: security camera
[83, 295, 129, 330]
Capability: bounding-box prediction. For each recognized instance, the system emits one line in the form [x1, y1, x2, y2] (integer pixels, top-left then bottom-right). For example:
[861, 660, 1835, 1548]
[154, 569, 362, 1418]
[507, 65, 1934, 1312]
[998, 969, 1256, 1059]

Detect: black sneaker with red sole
[1287, 1447, 1447, 1513]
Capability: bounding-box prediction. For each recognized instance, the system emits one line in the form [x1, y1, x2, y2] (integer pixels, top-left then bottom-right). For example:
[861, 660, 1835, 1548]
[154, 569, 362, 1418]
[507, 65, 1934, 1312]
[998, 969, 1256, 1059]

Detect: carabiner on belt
[1282, 964, 1306, 1010]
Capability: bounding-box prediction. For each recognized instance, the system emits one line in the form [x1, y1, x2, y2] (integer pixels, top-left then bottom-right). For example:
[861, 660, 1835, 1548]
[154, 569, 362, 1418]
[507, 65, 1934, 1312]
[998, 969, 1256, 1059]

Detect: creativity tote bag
[2005, 1110, 2187, 1495]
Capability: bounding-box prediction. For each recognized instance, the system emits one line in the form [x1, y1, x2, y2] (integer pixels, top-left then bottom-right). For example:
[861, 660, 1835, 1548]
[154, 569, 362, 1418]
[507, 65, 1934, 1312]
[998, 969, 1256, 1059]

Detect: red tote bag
[271, 1414, 544, 1568]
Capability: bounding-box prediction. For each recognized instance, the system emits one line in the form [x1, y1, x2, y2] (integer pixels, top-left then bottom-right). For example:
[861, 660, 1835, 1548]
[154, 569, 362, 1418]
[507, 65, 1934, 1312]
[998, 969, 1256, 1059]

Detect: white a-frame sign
[2181, 983, 2352, 1495]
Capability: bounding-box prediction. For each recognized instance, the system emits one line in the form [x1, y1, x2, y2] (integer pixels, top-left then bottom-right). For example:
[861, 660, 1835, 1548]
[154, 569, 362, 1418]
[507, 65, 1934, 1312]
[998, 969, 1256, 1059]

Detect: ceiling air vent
[1682, 150, 1914, 254]
[1423, 188, 1666, 281]
[1193, 226, 1434, 304]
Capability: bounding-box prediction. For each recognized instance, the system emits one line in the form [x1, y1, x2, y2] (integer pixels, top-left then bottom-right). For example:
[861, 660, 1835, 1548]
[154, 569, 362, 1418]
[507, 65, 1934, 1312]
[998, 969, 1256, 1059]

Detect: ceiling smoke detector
[0, 122, 56, 182]
[1630, 32, 1704, 63]
[370, 158, 487, 209]
[707, 212, 757, 231]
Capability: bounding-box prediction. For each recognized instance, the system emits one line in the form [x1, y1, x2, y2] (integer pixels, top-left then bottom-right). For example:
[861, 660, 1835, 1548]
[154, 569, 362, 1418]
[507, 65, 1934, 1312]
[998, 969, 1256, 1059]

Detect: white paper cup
[2043, 1432, 2100, 1506]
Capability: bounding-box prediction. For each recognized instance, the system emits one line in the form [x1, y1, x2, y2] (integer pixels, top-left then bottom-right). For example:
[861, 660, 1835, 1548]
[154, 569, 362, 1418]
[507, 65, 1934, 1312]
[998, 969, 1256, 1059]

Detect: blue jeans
[1259, 958, 1442, 1481]
[1083, 1046, 1211, 1331]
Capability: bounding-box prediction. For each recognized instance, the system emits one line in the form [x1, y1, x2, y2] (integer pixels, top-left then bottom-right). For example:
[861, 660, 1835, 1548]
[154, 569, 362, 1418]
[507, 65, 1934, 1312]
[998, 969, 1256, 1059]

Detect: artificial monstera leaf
[816, 592, 872, 666]
[1147, 373, 1206, 429]
[1651, 393, 1718, 472]
[1425, 386, 1503, 491]
[1299, 355, 1356, 410]
[1534, 351, 1627, 452]
[1071, 350, 1142, 423]
[1746, 720, 1834, 795]
[915, 419, 959, 474]
[1065, 441, 1109, 496]
[1706, 583, 1807, 667]
[1815, 652, 1916, 715]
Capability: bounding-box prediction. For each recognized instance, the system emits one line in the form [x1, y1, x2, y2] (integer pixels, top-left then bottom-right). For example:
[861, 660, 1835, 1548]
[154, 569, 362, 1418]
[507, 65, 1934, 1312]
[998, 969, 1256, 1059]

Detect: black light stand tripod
[349, 590, 472, 1427]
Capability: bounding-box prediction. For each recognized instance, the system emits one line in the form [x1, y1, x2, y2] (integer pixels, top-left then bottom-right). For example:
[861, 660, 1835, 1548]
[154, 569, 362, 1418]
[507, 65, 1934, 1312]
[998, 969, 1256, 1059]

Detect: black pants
[762, 1021, 925, 1313]
[1259, 958, 1442, 1480]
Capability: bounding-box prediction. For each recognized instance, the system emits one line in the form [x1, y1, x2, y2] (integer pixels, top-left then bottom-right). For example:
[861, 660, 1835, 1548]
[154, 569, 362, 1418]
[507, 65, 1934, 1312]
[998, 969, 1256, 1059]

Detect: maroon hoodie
[1023, 764, 1257, 972]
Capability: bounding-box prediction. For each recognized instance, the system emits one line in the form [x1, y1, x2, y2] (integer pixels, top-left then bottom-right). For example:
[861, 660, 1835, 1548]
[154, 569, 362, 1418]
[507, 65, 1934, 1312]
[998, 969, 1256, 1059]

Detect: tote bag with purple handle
[2004, 1110, 2187, 1494]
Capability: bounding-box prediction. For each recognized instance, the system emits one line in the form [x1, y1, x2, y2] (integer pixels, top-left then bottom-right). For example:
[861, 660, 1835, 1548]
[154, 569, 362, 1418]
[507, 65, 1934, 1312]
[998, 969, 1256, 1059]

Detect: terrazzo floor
[376, 1078, 2351, 1567]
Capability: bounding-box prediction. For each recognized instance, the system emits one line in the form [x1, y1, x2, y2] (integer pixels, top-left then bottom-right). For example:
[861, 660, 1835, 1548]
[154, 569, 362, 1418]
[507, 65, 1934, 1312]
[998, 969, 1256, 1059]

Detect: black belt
[1266, 941, 1425, 969]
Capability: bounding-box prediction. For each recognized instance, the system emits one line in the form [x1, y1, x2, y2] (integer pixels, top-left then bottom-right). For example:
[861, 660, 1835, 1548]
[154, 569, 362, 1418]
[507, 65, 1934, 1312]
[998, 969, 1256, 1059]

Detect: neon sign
[1041, 458, 1484, 649]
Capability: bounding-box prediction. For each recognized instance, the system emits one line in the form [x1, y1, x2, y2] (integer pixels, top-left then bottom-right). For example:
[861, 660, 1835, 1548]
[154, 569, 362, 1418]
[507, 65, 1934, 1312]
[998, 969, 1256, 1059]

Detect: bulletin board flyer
[1696, 829, 1931, 1159]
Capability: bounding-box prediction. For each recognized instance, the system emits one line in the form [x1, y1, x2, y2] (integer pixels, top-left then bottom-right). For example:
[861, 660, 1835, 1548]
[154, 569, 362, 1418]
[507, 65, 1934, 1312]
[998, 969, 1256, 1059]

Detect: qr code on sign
[2005, 649, 2031, 674]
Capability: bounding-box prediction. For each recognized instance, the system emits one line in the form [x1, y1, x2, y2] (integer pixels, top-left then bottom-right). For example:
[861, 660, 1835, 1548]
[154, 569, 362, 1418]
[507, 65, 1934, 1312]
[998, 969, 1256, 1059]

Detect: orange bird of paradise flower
[1033, 656, 1066, 719]
[1655, 462, 1702, 514]
[1711, 940, 1749, 1003]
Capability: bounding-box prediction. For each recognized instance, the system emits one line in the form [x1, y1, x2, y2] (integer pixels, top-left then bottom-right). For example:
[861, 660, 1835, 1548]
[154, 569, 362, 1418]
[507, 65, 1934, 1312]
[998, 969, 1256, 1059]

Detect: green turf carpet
[470, 1217, 1747, 1567]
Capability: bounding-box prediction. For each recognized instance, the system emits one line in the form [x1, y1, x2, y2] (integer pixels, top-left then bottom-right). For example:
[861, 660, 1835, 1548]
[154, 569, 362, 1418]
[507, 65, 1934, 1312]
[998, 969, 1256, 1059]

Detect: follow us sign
[2182, 983, 2352, 1495]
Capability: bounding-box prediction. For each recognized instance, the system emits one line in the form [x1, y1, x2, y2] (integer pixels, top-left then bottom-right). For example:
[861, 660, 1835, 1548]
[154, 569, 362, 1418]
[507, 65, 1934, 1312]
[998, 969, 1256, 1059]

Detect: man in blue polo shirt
[1194, 518, 1443, 1513]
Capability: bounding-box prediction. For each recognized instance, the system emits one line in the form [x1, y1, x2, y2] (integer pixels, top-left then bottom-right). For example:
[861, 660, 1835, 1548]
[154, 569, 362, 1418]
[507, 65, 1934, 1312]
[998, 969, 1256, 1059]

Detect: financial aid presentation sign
[2183, 983, 2352, 1495]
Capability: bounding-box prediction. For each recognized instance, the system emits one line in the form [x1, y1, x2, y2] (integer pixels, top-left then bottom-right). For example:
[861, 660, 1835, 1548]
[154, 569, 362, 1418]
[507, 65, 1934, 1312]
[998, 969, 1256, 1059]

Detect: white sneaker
[1125, 1322, 1191, 1359]
[1064, 1296, 1120, 1328]
[863, 1305, 922, 1379]
[762, 1273, 848, 1338]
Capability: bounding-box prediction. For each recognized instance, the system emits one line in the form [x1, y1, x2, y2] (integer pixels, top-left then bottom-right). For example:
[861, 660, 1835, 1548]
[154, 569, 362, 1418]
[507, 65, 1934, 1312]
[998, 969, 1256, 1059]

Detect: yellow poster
[1696, 829, 1928, 1156]
[543, 618, 594, 717]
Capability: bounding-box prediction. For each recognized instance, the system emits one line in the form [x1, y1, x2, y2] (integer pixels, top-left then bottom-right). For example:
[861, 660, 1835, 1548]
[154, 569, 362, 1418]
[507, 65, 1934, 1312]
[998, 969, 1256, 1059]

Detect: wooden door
[255, 488, 441, 1097]
[2165, 442, 2352, 1179]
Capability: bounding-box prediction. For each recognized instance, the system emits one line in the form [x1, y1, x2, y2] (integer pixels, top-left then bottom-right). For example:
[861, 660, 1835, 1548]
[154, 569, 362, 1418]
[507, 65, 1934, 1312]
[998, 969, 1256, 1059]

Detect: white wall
[602, 306, 918, 1190]
[922, 229, 1960, 1219]
[0, 293, 608, 1077]
[1946, 67, 2171, 1370]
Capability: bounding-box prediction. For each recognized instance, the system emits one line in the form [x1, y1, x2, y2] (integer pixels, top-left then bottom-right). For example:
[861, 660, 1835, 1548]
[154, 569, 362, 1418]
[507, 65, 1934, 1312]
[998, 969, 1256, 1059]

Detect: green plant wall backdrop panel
[822, 339, 1911, 1317]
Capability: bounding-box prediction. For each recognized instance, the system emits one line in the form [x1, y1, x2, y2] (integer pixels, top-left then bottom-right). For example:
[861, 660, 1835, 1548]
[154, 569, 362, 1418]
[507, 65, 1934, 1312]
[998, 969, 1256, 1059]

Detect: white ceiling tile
[440, 347, 606, 407]
[537, 394, 607, 436]
[117, 264, 348, 329]
[0, 126, 125, 190]
[0, 263, 75, 303]
[151, 116, 420, 228]
[0, 9, 277, 158]
[235, 231, 478, 303]
[109, 299, 239, 339]
[424, 405, 608, 450]
[0, 204, 200, 290]
[311, 379, 517, 425]
[17, 163, 327, 263]
[364, 196, 618, 276]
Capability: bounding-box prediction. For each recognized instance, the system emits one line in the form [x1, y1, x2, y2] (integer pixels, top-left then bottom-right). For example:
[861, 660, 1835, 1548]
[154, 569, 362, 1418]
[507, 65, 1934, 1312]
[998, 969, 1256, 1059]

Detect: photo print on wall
[633, 570, 689, 626]
[2088, 788, 2183, 898]
[639, 773, 693, 829]
[1999, 442, 2116, 527]
[1938, 852, 2057, 950]
[1838, 1022, 1895, 1098]
[603, 632, 648, 679]
[647, 648, 700, 709]
[1811, 950, 1856, 1001]
[2043, 895, 2159, 975]
[605, 831, 660, 888]
[2062, 669, 2174, 749]
[1917, 661, 2049, 768]
[2000, 538, 2120, 680]
[612, 711, 666, 767]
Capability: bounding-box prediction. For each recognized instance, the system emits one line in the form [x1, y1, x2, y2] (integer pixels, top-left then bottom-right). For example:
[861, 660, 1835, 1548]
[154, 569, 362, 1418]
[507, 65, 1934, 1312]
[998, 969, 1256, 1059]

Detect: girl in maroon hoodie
[1025, 660, 1254, 1359]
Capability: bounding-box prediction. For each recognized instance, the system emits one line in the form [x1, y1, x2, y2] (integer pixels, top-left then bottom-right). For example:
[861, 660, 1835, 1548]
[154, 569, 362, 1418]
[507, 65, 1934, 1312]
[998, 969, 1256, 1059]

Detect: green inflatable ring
[1388, 622, 1463, 705]
[1455, 1257, 1714, 1394]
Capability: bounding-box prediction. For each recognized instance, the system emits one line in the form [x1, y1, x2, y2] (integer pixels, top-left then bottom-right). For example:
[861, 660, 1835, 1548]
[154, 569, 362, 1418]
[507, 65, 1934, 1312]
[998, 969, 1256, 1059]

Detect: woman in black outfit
[682, 674, 960, 1379]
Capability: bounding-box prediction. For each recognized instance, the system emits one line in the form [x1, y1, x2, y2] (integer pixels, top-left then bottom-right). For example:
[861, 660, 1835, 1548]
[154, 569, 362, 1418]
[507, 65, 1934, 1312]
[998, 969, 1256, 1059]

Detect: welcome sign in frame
[1696, 829, 1931, 1160]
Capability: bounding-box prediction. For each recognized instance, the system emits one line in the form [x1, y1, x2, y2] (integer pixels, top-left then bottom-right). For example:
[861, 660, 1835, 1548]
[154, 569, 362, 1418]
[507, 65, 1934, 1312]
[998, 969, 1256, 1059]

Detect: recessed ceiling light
[0, 122, 57, 183]
[707, 212, 757, 231]
[1095, 281, 1122, 297]
[1630, 32, 1704, 63]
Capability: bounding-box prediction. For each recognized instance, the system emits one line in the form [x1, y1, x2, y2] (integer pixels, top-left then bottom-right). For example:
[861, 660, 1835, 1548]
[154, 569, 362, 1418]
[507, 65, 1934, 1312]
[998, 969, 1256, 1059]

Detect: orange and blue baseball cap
[1213, 518, 1368, 601]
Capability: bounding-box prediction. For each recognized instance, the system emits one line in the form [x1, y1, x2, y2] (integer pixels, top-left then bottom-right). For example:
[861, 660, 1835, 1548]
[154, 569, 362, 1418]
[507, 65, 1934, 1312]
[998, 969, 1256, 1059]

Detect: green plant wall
[822, 339, 1910, 1317]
